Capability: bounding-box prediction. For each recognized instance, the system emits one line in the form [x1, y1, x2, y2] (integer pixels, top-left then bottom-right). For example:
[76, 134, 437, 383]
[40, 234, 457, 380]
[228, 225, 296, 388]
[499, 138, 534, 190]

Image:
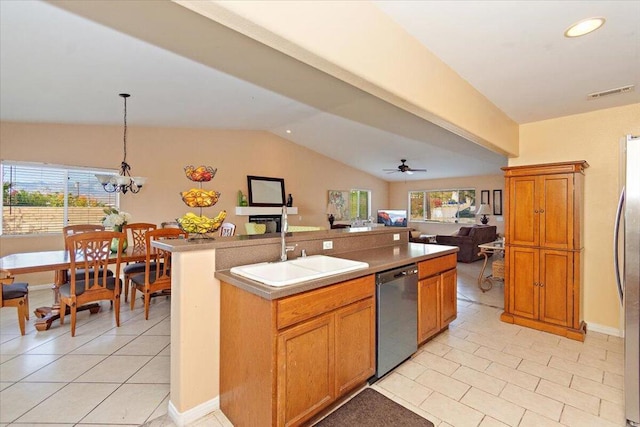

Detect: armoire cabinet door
[509, 246, 539, 320]
[539, 250, 573, 326]
[509, 176, 538, 247]
[539, 174, 574, 250]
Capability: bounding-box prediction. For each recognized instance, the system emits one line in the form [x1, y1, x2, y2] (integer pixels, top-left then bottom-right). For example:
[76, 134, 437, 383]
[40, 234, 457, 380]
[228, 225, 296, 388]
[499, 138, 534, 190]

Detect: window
[2, 161, 118, 235]
[350, 189, 370, 220]
[409, 189, 476, 224]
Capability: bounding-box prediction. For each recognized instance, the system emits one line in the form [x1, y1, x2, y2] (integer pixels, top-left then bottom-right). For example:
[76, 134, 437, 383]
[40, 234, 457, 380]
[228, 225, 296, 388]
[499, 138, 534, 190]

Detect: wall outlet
[393, 233, 400, 241]
[323, 240, 333, 250]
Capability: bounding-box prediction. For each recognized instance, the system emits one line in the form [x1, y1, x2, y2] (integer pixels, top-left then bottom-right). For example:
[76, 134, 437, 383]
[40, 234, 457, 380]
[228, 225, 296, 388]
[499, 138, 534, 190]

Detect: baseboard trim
[586, 321, 624, 338]
[168, 396, 220, 426]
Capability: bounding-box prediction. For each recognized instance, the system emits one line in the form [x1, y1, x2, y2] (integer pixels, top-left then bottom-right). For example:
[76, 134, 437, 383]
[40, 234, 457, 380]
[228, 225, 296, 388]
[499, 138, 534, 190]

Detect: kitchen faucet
[280, 205, 295, 261]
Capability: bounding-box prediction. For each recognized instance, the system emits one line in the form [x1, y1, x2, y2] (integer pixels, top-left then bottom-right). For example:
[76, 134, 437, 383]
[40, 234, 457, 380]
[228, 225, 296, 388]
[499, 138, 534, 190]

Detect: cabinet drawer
[418, 254, 456, 278]
[276, 275, 374, 330]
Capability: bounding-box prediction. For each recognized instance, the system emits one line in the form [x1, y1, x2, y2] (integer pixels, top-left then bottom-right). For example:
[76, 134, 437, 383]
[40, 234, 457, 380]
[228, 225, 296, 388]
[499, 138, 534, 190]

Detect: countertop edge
[215, 244, 458, 300]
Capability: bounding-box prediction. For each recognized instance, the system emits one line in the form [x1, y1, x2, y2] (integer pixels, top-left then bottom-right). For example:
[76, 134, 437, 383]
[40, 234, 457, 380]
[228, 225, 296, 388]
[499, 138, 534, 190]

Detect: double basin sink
[230, 255, 369, 287]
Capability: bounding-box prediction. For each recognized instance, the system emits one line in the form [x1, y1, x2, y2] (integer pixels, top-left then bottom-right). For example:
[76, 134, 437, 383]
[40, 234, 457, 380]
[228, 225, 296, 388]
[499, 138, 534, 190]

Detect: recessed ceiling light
[286, 129, 292, 134]
[564, 17, 605, 38]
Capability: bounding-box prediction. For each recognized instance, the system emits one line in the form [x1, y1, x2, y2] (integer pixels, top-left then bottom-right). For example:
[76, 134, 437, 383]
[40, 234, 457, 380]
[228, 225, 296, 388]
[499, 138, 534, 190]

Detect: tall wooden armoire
[500, 160, 589, 341]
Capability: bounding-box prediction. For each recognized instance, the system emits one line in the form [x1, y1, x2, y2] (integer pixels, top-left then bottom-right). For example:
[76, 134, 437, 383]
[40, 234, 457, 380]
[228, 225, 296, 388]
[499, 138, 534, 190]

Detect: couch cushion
[458, 227, 472, 236]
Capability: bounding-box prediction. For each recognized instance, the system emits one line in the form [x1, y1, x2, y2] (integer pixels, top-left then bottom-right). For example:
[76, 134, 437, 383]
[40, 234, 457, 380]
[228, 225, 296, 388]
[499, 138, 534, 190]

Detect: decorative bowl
[180, 189, 220, 208]
[184, 165, 217, 182]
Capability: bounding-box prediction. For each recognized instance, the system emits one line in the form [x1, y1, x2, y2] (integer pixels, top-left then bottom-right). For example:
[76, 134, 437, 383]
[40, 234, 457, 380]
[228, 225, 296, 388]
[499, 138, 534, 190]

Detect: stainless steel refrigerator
[615, 134, 640, 427]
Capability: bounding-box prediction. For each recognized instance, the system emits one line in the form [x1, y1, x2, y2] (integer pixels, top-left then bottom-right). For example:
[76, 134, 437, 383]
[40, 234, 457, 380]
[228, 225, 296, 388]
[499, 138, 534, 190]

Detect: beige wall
[0, 121, 389, 284]
[518, 103, 640, 331]
[389, 174, 505, 236]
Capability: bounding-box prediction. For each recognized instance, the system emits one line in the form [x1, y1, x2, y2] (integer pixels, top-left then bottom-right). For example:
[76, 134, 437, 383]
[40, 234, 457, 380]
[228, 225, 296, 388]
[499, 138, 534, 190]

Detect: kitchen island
[155, 227, 457, 426]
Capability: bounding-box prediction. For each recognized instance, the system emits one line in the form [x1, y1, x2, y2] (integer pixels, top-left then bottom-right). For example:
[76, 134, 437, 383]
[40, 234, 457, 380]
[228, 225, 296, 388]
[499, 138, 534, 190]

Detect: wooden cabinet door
[509, 246, 539, 320]
[440, 269, 457, 326]
[335, 298, 375, 396]
[277, 314, 335, 427]
[418, 276, 440, 343]
[509, 176, 538, 247]
[540, 174, 574, 250]
[539, 250, 573, 326]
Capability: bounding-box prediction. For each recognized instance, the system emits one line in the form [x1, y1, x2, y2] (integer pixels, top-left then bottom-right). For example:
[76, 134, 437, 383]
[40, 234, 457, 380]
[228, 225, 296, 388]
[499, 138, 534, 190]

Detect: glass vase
[111, 225, 128, 253]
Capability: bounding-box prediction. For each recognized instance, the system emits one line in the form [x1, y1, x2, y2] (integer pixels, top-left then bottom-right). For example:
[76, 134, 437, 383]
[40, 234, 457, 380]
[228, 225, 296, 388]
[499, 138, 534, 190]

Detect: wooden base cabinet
[418, 254, 457, 344]
[221, 275, 375, 427]
[501, 161, 587, 341]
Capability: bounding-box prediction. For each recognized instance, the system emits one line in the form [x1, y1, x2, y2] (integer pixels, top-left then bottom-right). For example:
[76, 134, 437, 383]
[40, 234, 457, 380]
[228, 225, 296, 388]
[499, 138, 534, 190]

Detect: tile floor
[1, 260, 625, 426]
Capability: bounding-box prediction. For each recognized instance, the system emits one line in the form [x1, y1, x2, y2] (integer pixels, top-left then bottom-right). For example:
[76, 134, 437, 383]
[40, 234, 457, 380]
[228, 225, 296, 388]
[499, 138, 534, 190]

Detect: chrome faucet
[280, 205, 295, 261]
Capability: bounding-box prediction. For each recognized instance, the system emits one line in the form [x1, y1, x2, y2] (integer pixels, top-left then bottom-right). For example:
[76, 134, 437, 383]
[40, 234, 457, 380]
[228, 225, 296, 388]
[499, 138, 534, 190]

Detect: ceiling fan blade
[406, 170, 414, 175]
[410, 168, 427, 172]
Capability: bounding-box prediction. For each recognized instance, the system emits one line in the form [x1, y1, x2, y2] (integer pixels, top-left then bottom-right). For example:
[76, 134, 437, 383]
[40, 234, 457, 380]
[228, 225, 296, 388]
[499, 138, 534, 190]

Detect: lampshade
[476, 204, 491, 216]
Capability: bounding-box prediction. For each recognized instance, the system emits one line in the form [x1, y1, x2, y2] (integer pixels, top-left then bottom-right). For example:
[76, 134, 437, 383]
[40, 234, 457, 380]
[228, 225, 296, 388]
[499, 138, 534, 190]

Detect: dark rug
[314, 388, 434, 426]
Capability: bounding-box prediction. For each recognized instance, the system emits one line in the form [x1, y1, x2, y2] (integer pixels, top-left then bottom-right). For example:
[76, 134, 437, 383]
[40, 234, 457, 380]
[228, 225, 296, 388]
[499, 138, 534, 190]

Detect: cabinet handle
[539, 282, 544, 287]
[533, 282, 538, 286]
[534, 210, 539, 213]
[539, 209, 545, 213]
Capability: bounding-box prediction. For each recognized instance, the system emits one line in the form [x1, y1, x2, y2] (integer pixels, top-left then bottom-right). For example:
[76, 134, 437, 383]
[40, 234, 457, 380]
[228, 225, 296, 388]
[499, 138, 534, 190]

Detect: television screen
[377, 210, 408, 227]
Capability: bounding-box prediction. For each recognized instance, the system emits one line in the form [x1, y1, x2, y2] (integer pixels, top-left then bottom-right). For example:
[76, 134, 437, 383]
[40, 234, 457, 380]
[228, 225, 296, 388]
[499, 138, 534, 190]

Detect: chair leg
[70, 303, 77, 337]
[123, 276, 130, 303]
[17, 299, 26, 336]
[130, 285, 137, 310]
[114, 294, 121, 327]
[24, 294, 30, 320]
[59, 300, 66, 325]
[144, 291, 151, 320]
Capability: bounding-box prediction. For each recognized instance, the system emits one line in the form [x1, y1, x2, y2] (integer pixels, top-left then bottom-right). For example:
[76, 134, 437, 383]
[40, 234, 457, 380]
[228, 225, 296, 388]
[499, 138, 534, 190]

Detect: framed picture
[481, 190, 490, 205]
[328, 190, 350, 221]
[493, 190, 503, 215]
[247, 176, 286, 207]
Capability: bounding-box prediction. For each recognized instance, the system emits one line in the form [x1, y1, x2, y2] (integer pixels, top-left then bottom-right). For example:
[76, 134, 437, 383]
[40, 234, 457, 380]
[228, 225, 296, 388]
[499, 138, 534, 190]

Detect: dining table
[0, 248, 145, 331]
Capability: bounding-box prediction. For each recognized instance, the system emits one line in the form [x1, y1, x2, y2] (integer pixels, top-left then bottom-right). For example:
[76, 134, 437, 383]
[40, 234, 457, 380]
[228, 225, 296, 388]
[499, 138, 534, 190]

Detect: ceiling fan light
[564, 17, 605, 38]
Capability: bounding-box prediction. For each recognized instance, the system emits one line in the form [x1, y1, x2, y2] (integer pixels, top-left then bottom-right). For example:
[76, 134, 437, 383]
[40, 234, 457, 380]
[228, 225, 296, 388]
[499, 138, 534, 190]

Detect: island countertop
[214, 242, 458, 300]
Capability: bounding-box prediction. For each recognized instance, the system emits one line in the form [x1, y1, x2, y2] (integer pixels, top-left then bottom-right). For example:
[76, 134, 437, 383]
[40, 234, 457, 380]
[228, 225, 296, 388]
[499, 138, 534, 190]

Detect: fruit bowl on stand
[176, 211, 227, 240]
[184, 165, 217, 182]
[180, 189, 221, 208]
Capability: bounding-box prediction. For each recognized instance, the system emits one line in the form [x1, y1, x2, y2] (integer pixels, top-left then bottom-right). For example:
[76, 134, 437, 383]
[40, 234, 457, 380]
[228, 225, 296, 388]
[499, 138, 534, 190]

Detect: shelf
[235, 206, 298, 216]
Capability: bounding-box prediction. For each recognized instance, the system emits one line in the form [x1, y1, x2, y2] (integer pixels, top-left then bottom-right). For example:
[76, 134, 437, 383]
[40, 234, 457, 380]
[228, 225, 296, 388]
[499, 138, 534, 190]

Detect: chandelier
[95, 93, 147, 194]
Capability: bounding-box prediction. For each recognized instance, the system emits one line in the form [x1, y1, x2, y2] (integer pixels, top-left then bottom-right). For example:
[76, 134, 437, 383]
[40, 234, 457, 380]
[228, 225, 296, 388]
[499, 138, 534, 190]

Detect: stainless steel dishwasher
[373, 263, 418, 381]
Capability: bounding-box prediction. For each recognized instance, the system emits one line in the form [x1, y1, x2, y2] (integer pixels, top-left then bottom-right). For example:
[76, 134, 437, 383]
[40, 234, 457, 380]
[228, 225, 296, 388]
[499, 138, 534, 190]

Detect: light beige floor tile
[548, 356, 604, 382]
[599, 399, 626, 425]
[128, 355, 170, 384]
[527, 341, 580, 362]
[558, 338, 607, 360]
[376, 372, 432, 407]
[536, 379, 600, 415]
[465, 332, 509, 352]
[0, 332, 59, 355]
[502, 343, 550, 365]
[499, 383, 563, 421]
[421, 339, 452, 357]
[451, 365, 506, 396]
[577, 353, 624, 376]
[474, 346, 521, 369]
[0, 381, 12, 391]
[606, 349, 623, 365]
[434, 334, 480, 354]
[515, 328, 561, 347]
[395, 359, 427, 380]
[0, 353, 60, 381]
[415, 368, 470, 400]
[159, 343, 171, 356]
[16, 382, 119, 423]
[444, 348, 491, 371]
[560, 404, 622, 427]
[189, 413, 224, 427]
[412, 349, 460, 376]
[22, 354, 106, 382]
[81, 383, 170, 424]
[212, 409, 234, 427]
[479, 416, 510, 427]
[77, 424, 140, 427]
[584, 334, 624, 353]
[485, 362, 540, 391]
[460, 387, 525, 426]
[517, 359, 573, 386]
[70, 334, 137, 355]
[146, 395, 170, 424]
[518, 410, 564, 427]
[75, 355, 153, 383]
[419, 391, 484, 427]
[0, 381, 65, 423]
[375, 390, 443, 426]
[570, 375, 623, 404]
[0, 354, 17, 364]
[143, 318, 171, 336]
[25, 333, 98, 355]
[603, 371, 624, 390]
[114, 335, 171, 356]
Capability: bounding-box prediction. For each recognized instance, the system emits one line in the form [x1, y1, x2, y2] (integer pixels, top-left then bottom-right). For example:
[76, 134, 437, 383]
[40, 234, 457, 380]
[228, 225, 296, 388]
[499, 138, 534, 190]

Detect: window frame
[408, 188, 477, 224]
[2, 161, 119, 236]
[349, 189, 371, 221]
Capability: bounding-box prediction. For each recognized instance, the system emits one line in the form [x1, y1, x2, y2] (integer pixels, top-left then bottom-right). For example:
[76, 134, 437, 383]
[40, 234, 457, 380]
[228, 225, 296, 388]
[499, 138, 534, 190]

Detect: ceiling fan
[383, 159, 427, 175]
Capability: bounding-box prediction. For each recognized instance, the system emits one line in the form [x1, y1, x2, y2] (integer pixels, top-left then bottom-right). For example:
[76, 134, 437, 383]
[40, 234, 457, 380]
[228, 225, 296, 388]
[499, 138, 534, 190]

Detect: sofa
[435, 225, 498, 263]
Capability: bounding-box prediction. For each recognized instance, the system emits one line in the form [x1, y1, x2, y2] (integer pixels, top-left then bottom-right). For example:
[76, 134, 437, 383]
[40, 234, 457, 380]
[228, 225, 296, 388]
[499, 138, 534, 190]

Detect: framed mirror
[247, 176, 286, 207]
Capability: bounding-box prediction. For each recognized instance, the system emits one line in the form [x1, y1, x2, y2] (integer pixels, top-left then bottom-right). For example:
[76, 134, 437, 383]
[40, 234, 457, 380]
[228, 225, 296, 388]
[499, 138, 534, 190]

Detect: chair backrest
[0, 269, 15, 307]
[219, 222, 236, 237]
[143, 228, 188, 285]
[63, 224, 105, 250]
[65, 230, 123, 296]
[123, 222, 157, 255]
[244, 222, 266, 235]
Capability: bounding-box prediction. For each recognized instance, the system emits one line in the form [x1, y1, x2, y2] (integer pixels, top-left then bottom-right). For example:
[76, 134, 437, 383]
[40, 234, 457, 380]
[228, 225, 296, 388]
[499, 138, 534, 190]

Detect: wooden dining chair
[60, 231, 124, 337]
[0, 270, 29, 335]
[219, 222, 236, 237]
[122, 222, 157, 303]
[63, 224, 113, 281]
[130, 228, 187, 319]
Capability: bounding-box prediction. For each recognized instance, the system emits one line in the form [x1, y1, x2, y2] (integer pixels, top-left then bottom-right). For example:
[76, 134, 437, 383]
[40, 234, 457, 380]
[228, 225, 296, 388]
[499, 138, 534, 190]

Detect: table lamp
[476, 204, 491, 224]
[326, 203, 338, 227]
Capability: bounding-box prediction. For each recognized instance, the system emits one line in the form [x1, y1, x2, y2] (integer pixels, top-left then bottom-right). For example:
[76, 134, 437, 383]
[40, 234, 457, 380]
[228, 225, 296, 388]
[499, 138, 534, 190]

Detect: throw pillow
[458, 227, 472, 236]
